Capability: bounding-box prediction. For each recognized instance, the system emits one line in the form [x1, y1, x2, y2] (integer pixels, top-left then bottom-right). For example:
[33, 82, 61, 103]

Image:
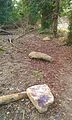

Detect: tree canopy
[0, 0, 72, 44]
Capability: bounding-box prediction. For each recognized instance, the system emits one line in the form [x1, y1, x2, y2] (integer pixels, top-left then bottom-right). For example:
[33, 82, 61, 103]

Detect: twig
[22, 110, 25, 120]
[8, 28, 35, 53]
[7, 36, 23, 53]
[0, 29, 13, 35]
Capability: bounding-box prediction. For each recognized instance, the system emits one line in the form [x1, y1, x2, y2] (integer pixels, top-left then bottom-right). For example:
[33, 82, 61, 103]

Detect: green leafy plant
[32, 70, 43, 80]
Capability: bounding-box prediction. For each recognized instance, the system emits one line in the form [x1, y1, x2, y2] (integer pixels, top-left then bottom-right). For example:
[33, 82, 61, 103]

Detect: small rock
[21, 99, 25, 102]
[17, 107, 20, 111]
[9, 87, 14, 91]
[16, 87, 20, 91]
[7, 112, 10, 115]
[0, 72, 3, 75]
[25, 101, 30, 105]
[67, 98, 72, 101]
[25, 98, 29, 102]
[6, 87, 9, 90]
[43, 37, 50, 41]
[26, 84, 54, 113]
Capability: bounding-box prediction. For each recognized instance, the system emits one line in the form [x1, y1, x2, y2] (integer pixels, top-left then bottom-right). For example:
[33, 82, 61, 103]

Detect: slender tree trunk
[41, 9, 47, 29]
[67, 9, 72, 45]
[52, 0, 60, 37]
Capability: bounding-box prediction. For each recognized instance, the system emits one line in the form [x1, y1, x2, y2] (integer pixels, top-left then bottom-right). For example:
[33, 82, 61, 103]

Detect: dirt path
[0, 31, 72, 120]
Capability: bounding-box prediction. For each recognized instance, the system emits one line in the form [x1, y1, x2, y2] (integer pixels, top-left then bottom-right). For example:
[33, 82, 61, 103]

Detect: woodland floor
[0, 29, 72, 120]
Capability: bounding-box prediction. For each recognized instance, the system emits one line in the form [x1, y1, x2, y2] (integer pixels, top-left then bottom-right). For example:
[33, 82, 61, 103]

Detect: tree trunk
[41, 0, 53, 30]
[52, 0, 60, 37]
[41, 9, 47, 29]
[67, 9, 72, 45]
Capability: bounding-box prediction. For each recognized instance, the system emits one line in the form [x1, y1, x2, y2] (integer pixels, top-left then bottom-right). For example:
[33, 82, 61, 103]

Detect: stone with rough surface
[26, 84, 54, 113]
[43, 37, 50, 41]
[29, 51, 53, 62]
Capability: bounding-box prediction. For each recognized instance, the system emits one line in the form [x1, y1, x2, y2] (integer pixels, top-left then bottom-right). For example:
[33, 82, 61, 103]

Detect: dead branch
[7, 27, 35, 53]
[0, 91, 27, 105]
[14, 28, 35, 41]
[0, 29, 13, 35]
[7, 35, 23, 53]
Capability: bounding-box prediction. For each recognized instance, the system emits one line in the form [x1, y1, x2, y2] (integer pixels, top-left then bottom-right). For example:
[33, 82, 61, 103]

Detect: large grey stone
[29, 51, 53, 62]
[26, 84, 54, 113]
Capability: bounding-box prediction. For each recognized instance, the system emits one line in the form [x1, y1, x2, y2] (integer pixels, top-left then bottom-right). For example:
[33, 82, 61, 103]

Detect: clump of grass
[0, 48, 5, 52]
[32, 70, 43, 80]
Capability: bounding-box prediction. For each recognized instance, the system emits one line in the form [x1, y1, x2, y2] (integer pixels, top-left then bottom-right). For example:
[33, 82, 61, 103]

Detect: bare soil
[0, 30, 72, 120]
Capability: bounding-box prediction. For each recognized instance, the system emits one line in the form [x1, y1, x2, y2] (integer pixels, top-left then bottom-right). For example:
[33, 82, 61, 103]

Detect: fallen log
[0, 91, 27, 105]
[29, 51, 53, 62]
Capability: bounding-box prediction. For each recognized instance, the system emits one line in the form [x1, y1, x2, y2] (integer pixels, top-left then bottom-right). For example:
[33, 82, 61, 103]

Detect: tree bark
[67, 9, 72, 45]
[52, 0, 60, 37]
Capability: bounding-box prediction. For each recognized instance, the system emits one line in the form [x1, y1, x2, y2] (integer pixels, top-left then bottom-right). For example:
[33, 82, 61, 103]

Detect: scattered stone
[7, 112, 10, 115]
[43, 36, 50, 41]
[9, 87, 14, 91]
[25, 101, 30, 105]
[17, 107, 20, 111]
[26, 84, 54, 113]
[21, 99, 25, 102]
[0, 72, 3, 75]
[29, 51, 53, 62]
[67, 98, 72, 101]
[16, 87, 20, 91]
[6, 87, 9, 90]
